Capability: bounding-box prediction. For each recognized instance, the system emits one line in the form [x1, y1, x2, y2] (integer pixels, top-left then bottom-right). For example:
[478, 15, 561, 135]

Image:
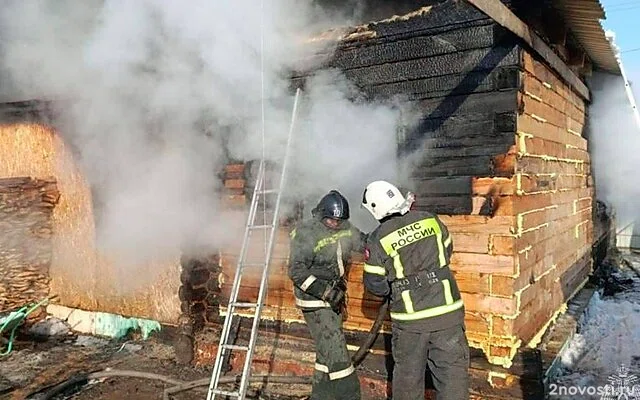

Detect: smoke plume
[0, 0, 406, 267]
[588, 31, 640, 230]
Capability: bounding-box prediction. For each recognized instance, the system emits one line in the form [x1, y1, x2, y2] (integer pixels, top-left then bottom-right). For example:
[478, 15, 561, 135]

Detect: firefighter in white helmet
[361, 180, 469, 400]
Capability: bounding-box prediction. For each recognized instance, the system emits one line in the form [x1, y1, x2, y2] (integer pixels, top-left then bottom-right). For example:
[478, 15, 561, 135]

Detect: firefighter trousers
[391, 323, 470, 400]
[302, 308, 361, 400]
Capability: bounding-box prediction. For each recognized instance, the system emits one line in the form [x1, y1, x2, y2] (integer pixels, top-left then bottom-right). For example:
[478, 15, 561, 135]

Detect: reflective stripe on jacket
[288, 218, 365, 310]
[363, 211, 463, 322]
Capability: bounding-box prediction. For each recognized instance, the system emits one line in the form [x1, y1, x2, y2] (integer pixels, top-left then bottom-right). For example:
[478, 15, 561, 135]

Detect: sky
[601, 0, 640, 98]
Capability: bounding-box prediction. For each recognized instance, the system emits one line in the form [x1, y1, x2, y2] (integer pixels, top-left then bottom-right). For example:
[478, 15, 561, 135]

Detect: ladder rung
[241, 262, 266, 267]
[249, 224, 275, 230]
[211, 388, 240, 397]
[223, 344, 249, 351]
[230, 302, 259, 308]
[259, 189, 278, 194]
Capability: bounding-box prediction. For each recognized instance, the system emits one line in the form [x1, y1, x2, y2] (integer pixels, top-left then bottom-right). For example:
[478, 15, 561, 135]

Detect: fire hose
[31, 299, 389, 400]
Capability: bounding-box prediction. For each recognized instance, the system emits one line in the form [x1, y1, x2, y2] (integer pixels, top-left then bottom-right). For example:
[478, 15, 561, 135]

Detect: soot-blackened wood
[409, 156, 496, 178]
[0, 100, 55, 124]
[399, 92, 518, 156]
[417, 132, 516, 151]
[410, 176, 473, 196]
[328, 23, 501, 71]
[361, 0, 491, 40]
[365, 67, 521, 101]
[420, 144, 514, 159]
[410, 90, 518, 122]
[341, 45, 521, 87]
[413, 196, 473, 215]
[404, 113, 516, 144]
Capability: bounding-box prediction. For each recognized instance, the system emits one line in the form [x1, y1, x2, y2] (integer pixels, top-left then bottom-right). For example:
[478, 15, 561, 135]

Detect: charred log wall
[0, 177, 59, 312]
[295, 0, 523, 215]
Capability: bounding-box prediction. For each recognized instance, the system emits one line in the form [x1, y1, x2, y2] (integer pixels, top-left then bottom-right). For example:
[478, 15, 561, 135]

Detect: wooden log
[327, 23, 503, 71]
[496, 186, 592, 217]
[407, 90, 519, 123]
[454, 271, 492, 295]
[450, 253, 515, 275]
[409, 156, 494, 179]
[413, 196, 474, 215]
[366, 66, 521, 100]
[461, 292, 518, 316]
[401, 116, 516, 155]
[518, 221, 591, 280]
[521, 72, 585, 125]
[223, 164, 245, 181]
[514, 251, 591, 342]
[439, 215, 514, 235]
[515, 156, 589, 176]
[522, 52, 586, 111]
[517, 112, 587, 150]
[341, 45, 521, 87]
[518, 135, 589, 163]
[519, 94, 584, 135]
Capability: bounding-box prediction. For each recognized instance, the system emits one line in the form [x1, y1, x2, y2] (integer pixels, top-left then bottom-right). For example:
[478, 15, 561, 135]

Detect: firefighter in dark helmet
[288, 190, 366, 400]
[361, 180, 469, 400]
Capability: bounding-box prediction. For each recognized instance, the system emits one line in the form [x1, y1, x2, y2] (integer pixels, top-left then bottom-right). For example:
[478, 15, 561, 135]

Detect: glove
[322, 280, 346, 312]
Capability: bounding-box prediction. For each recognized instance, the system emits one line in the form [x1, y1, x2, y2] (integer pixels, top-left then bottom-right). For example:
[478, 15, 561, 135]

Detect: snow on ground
[550, 252, 640, 399]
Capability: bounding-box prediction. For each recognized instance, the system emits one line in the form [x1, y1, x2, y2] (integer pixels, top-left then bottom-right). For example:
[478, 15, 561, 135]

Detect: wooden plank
[340, 45, 521, 87]
[417, 131, 516, 151]
[224, 179, 245, 190]
[519, 95, 584, 135]
[515, 156, 589, 176]
[327, 23, 502, 71]
[413, 195, 474, 215]
[366, 67, 521, 101]
[454, 271, 492, 294]
[521, 72, 585, 125]
[408, 90, 519, 122]
[517, 114, 587, 150]
[464, 0, 590, 101]
[451, 233, 492, 253]
[439, 215, 514, 234]
[512, 207, 594, 253]
[496, 187, 592, 216]
[221, 194, 247, 208]
[522, 53, 585, 112]
[518, 221, 591, 279]
[461, 292, 518, 316]
[450, 252, 515, 275]
[417, 143, 514, 159]
[409, 156, 495, 178]
[408, 112, 518, 142]
[514, 251, 591, 342]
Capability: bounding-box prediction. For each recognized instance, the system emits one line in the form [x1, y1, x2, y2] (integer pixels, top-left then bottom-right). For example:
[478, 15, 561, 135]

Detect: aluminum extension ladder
[206, 88, 302, 400]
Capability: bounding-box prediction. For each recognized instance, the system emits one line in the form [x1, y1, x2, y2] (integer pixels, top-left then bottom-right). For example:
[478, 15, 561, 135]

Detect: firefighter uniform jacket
[288, 218, 366, 310]
[363, 210, 464, 330]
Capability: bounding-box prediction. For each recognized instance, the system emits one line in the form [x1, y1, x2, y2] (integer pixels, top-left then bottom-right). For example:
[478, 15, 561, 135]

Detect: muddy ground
[0, 332, 309, 400]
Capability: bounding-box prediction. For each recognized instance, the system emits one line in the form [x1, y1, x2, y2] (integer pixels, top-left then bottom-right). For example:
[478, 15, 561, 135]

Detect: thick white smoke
[588, 31, 640, 234]
[0, 0, 405, 266]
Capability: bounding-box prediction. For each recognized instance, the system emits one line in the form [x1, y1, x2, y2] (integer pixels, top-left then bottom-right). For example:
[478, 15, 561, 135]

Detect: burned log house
[184, 1, 618, 398]
[0, 0, 618, 399]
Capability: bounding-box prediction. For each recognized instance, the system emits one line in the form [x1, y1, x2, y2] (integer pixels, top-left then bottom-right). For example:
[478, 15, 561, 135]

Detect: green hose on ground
[0, 297, 51, 356]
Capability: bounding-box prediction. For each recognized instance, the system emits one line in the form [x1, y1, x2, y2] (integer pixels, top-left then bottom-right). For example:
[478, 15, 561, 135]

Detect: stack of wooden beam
[0, 177, 59, 311]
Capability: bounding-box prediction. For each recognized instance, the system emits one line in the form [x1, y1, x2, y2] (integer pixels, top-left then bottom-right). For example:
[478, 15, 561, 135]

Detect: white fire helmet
[361, 180, 415, 221]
